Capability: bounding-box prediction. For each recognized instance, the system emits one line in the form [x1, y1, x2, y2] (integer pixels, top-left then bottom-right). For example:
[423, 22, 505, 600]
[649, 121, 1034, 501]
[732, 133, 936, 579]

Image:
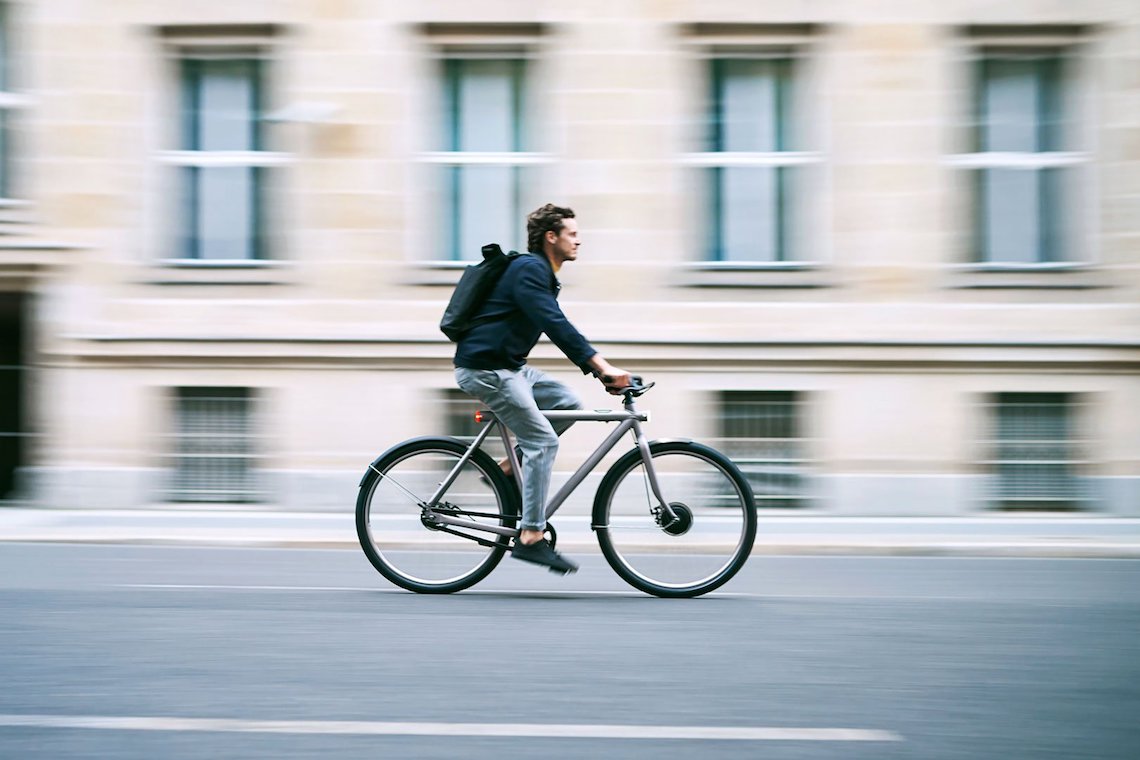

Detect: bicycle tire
[356, 436, 520, 593]
[593, 440, 756, 598]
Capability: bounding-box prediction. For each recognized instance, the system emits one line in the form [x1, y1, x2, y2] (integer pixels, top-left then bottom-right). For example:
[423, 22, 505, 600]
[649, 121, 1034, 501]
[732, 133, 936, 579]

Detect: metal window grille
[442, 388, 505, 459]
[714, 391, 812, 509]
[168, 387, 263, 503]
[983, 392, 1087, 510]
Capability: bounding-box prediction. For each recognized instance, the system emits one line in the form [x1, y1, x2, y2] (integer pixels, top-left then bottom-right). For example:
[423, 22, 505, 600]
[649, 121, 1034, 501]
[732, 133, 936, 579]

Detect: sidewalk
[2, 508, 1140, 557]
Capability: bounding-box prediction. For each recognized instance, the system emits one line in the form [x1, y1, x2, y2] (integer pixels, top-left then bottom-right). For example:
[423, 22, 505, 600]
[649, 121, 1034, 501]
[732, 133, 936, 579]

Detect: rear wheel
[356, 437, 519, 593]
[594, 441, 756, 598]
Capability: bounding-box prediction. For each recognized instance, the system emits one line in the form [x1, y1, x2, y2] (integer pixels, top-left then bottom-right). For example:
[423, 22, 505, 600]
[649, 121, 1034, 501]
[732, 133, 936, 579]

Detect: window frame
[155, 29, 290, 265]
[677, 25, 829, 287]
[685, 53, 821, 265]
[0, 2, 32, 201]
[417, 26, 552, 266]
[946, 28, 1094, 272]
[423, 53, 547, 262]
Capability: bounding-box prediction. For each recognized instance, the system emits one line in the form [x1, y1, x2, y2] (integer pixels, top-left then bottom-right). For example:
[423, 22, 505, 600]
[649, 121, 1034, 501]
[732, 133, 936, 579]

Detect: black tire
[356, 437, 519, 593]
[593, 441, 756, 598]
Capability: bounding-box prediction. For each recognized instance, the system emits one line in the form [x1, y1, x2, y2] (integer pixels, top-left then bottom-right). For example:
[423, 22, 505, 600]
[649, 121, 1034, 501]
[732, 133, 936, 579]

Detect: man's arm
[513, 259, 633, 391]
[585, 354, 633, 394]
[513, 259, 597, 369]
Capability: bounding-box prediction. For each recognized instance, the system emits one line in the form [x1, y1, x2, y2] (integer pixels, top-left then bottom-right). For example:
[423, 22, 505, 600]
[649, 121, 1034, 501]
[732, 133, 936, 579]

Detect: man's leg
[524, 365, 583, 439]
[455, 367, 578, 574]
[455, 367, 558, 535]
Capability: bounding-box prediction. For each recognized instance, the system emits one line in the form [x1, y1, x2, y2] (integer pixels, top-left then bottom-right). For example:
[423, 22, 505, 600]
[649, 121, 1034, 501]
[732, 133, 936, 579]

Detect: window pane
[443, 164, 522, 260]
[976, 166, 1070, 263]
[712, 59, 789, 152]
[978, 56, 1062, 153]
[184, 59, 260, 151]
[0, 2, 8, 92]
[979, 58, 1039, 152]
[0, 110, 8, 198]
[181, 166, 262, 259]
[445, 59, 522, 152]
[708, 166, 801, 262]
[979, 168, 1040, 263]
[0, 2, 9, 198]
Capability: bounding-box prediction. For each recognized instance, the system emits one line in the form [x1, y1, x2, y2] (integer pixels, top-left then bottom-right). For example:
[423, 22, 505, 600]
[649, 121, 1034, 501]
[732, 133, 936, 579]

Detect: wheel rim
[362, 447, 512, 588]
[601, 449, 751, 592]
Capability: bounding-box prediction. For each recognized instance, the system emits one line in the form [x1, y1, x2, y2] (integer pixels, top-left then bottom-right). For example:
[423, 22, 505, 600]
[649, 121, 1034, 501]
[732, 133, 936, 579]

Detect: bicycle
[355, 378, 756, 598]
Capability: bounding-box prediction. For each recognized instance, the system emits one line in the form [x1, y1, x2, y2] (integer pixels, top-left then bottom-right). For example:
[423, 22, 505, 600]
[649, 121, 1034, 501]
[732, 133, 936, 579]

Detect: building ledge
[944, 264, 1112, 290]
[143, 259, 294, 286]
[674, 262, 833, 289]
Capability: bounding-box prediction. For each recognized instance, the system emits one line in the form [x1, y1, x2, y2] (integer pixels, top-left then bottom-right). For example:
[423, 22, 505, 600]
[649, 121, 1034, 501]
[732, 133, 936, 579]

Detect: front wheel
[593, 441, 756, 598]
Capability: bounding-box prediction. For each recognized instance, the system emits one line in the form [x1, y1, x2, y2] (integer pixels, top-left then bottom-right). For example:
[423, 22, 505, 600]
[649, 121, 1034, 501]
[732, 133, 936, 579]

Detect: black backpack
[439, 243, 525, 342]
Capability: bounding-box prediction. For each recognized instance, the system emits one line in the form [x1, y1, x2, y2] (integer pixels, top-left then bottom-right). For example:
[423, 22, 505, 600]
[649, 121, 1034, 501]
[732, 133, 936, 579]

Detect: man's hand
[588, 356, 633, 395]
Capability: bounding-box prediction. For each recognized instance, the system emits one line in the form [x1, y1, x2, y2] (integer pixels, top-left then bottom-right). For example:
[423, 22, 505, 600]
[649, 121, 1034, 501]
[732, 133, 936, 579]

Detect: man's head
[526, 203, 578, 268]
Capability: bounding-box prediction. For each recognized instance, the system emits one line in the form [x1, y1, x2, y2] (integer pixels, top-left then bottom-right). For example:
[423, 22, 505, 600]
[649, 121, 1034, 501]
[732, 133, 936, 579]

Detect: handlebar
[593, 372, 655, 399]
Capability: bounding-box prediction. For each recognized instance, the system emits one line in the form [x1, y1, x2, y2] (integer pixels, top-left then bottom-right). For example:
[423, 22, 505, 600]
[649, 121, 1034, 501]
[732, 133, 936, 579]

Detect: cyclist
[454, 203, 631, 574]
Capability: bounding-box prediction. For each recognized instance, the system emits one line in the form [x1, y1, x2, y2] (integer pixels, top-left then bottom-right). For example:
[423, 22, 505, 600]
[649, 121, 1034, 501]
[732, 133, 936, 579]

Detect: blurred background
[0, 0, 1136, 516]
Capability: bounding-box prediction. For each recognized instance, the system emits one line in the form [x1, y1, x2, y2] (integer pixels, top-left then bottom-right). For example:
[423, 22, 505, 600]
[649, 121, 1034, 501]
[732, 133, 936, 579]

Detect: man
[454, 203, 632, 574]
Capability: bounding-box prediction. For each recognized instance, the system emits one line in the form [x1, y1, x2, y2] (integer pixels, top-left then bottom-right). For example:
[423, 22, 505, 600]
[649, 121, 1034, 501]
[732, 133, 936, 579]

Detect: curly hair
[526, 204, 576, 253]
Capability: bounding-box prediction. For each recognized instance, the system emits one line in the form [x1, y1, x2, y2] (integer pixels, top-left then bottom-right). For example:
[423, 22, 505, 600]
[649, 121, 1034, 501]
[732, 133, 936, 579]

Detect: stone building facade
[0, 0, 1136, 514]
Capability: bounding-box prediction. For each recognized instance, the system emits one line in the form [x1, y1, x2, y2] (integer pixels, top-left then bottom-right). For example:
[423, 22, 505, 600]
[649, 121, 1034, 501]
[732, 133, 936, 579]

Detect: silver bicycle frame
[424, 397, 674, 539]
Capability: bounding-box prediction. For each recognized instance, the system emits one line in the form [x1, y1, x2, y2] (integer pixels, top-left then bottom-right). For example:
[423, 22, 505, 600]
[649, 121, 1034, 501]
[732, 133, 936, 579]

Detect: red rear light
[474, 411, 485, 423]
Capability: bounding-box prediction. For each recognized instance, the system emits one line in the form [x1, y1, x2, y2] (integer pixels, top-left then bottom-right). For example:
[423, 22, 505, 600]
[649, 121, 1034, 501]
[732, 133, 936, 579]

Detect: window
[177, 57, 265, 260]
[158, 27, 287, 261]
[715, 391, 812, 508]
[685, 51, 820, 264]
[168, 387, 263, 503]
[420, 24, 548, 262]
[949, 31, 1087, 266]
[0, 2, 17, 198]
[428, 56, 539, 261]
[442, 388, 505, 459]
[982, 393, 1088, 510]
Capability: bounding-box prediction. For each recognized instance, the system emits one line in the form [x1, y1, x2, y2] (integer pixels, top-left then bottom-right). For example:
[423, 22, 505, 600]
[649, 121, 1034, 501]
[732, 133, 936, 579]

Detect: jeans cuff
[520, 521, 545, 532]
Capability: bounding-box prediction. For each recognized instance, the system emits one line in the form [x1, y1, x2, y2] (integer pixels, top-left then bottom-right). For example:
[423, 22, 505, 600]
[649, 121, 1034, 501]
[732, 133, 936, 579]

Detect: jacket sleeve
[512, 259, 597, 372]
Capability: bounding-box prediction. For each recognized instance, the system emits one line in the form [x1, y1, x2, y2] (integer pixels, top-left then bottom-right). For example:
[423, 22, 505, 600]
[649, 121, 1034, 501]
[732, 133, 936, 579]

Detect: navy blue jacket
[453, 252, 596, 372]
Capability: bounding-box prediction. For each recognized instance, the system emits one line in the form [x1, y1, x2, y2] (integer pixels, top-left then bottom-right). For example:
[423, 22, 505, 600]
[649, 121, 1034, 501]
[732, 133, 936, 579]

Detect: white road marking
[116, 584, 756, 598]
[0, 715, 902, 742]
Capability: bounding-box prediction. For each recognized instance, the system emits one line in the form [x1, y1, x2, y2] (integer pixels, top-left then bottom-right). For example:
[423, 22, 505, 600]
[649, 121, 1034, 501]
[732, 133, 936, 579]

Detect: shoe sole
[510, 550, 578, 575]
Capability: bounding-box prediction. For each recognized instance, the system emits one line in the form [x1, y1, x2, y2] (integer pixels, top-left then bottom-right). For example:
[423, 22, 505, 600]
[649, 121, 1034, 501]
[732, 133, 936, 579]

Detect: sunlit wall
[1, 1, 1135, 514]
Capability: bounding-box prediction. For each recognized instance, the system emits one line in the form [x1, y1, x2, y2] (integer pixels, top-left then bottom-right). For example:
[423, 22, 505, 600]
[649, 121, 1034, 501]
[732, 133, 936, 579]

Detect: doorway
[0, 292, 26, 499]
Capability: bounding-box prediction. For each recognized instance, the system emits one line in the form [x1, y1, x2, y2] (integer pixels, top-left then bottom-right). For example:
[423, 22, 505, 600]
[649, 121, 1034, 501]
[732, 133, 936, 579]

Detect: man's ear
[545, 229, 558, 245]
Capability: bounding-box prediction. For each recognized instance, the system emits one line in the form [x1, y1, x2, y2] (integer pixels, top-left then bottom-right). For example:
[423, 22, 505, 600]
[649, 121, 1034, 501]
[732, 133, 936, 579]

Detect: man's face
[546, 217, 580, 264]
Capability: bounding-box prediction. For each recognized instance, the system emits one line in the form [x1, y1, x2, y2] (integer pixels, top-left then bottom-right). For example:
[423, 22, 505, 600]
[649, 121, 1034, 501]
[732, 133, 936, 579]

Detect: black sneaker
[511, 538, 578, 575]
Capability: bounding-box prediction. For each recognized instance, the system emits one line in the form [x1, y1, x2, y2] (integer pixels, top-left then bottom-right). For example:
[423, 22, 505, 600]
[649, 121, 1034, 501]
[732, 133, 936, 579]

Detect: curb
[4, 536, 1140, 559]
[3, 511, 1140, 559]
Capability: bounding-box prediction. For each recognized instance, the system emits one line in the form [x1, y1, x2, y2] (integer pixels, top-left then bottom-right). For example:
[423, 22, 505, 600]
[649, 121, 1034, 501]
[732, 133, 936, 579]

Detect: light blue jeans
[455, 366, 582, 532]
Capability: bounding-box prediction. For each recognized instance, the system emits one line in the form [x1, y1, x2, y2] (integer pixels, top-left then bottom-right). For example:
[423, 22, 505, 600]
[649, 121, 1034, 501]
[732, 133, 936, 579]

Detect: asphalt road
[1, 543, 1138, 759]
